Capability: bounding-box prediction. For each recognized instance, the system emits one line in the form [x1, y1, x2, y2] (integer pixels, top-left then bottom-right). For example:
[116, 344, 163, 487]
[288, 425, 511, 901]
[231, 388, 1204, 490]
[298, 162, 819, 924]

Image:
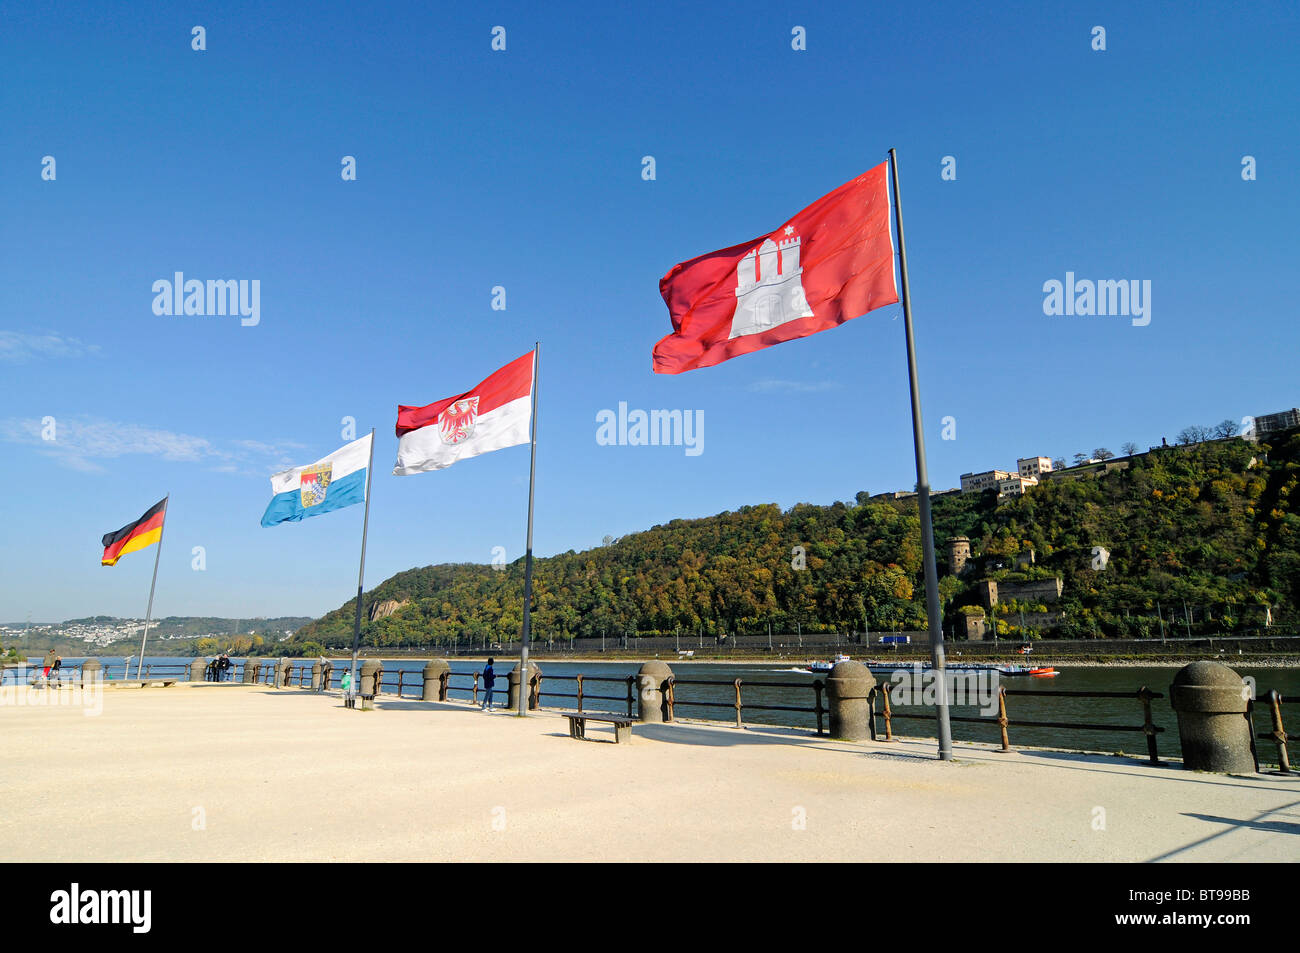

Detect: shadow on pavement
[1145, 799, 1300, 861]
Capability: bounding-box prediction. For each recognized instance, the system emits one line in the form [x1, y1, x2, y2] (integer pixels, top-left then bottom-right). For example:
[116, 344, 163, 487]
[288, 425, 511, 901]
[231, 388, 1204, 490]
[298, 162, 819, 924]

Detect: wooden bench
[563, 712, 633, 744]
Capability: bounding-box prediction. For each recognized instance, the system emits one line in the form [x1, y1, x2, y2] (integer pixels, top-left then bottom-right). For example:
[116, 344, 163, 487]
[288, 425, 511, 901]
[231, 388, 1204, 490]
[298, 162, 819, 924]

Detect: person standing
[42, 649, 55, 682]
[340, 668, 354, 708]
[480, 657, 496, 711]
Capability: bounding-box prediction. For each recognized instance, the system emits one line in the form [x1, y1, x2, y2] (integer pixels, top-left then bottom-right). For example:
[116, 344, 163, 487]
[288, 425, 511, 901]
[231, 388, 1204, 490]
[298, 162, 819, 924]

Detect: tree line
[291, 429, 1300, 649]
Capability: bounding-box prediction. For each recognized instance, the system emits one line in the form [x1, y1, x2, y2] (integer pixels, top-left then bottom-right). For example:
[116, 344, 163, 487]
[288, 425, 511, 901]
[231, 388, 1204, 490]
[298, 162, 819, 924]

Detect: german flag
[102, 497, 167, 566]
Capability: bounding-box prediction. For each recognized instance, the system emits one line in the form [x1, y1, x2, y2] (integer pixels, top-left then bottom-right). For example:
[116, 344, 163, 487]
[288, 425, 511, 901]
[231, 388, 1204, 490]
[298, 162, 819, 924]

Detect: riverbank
[315, 653, 1300, 668]
[2, 684, 1295, 862]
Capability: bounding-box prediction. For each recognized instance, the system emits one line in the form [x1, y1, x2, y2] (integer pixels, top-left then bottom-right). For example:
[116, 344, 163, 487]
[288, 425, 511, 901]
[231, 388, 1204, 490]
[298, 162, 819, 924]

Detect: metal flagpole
[517, 344, 540, 716]
[136, 495, 168, 679]
[348, 430, 377, 706]
[888, 147, 953, 761]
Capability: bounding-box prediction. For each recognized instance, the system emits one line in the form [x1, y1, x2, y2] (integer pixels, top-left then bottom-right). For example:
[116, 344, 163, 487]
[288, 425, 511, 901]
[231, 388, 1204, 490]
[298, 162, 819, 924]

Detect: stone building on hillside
[977, 577, 1064, 609]
[1254, 408, 1299, 438]
[947, 536, 972, 575]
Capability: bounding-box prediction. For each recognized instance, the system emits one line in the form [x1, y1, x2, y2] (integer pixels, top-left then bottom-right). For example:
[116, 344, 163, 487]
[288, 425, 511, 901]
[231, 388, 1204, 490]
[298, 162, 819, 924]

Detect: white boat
[862, 660, 1058, 678]
[808, 653, 851, 674]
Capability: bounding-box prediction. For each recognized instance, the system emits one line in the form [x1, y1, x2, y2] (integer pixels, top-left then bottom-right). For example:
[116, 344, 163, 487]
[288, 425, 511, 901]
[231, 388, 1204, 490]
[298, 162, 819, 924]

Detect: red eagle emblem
[438, 396, 479, 445]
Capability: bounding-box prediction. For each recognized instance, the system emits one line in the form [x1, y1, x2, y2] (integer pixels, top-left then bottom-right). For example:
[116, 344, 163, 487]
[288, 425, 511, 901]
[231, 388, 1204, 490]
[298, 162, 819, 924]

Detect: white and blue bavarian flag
[260, 433, 372, 527]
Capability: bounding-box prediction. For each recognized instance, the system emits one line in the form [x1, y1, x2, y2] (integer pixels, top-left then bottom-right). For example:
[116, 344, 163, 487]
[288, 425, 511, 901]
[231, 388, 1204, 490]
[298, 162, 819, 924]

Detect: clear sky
[1, 1, 1296, 622]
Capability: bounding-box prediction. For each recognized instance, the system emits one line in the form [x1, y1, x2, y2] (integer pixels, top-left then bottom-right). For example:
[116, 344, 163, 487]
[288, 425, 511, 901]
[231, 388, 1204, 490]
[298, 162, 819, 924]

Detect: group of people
[319, 657, 501, 710]
[329, 658, 498, 710]
[204, 654, 233, 681]
[40, 650, 62, 684]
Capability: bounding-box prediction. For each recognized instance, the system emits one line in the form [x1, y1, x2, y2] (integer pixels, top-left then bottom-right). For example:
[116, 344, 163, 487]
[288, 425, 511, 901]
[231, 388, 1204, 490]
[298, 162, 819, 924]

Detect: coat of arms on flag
[261, 434, 371, 527]
[439, 396, 479, 445]
[730, 229, 814, 338]
[393, 351, 534, 475]
[652, 162, 899, 374]
[299, 463, 333, 507]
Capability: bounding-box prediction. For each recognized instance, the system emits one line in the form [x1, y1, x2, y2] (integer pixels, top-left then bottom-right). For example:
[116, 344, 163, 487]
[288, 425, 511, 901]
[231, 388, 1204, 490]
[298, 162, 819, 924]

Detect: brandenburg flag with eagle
[260, 433, 373, 527]
[101, 497, 167, 566]
[393, 350, 534, 475]
[652, 162, 899, 374]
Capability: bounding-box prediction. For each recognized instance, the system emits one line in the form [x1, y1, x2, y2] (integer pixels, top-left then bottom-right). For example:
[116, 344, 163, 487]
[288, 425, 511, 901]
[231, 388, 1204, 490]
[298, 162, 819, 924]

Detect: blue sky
[1, 1, 1296, 622]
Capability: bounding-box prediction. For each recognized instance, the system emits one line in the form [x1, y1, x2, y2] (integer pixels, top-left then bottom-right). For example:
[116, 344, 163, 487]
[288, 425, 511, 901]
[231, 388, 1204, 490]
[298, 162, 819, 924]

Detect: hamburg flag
[394, 351, 534, 475]
[101, 497, 167, 566]
[652, 162, 899, 374]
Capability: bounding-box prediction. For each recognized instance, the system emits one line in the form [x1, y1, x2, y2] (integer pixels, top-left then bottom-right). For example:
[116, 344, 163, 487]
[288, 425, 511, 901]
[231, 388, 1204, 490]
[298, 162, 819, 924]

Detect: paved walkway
[2, 684, 1296, 862]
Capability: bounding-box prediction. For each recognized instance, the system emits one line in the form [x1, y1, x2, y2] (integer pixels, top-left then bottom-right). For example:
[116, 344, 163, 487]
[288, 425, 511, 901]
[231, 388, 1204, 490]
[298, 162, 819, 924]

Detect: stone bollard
[826, 660, 875, 741]
[310, 660, 323, 692]
[190, 658, 207, 683]
[507, 661, 542, 711]
[422, 660, 451, 701]
[243, 658, 261, 684]
[80, 658, 102, 688]
[319, 660, 333, 693]
[359, 659, 383, 711]
[636, 660, 674, 723]
[274, 658, 289, 688]
[1169, 661, 1256, 773]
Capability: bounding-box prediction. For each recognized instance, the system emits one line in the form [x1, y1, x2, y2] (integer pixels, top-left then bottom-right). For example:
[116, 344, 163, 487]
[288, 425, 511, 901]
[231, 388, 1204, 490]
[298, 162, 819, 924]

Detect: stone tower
[948, 536, 971, 575]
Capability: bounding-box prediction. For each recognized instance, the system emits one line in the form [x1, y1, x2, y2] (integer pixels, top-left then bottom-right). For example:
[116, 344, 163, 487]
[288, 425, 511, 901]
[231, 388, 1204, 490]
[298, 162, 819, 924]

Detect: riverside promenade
[2, 683, 1295, 863]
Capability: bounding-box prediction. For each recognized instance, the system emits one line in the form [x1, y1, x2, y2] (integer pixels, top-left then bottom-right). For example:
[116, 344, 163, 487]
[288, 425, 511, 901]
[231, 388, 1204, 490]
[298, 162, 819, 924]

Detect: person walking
[480, 657, 496, 711]
[51, 655, 62, 686]
[42, 648, 55, 681]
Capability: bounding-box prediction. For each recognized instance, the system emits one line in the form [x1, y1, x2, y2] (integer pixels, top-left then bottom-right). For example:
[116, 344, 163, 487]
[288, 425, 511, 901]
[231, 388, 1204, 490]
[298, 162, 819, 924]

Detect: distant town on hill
[1, 616, 313, 657]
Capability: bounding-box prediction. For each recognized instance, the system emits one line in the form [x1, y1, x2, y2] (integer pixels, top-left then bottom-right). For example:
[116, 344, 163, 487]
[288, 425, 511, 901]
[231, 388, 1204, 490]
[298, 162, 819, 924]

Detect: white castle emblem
[729, 228, 814, 339]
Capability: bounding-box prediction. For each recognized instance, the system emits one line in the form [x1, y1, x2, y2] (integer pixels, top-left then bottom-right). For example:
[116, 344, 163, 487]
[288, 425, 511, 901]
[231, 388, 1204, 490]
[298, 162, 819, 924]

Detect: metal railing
[27, 658, 1293, 773]
[1253, 691, 1292, 774]
[16, 662, 194, 685]
[666, 677, 827, 734]
[303, 666, 830, 731]
[868, 684, 1166, 763]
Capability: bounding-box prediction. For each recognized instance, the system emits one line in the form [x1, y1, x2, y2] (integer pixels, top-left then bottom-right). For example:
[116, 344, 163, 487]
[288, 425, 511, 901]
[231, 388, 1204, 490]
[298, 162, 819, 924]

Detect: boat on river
[861, 661, 1058, 678]
[802, 656, 1057, 678]
[807, 654, 851, 674]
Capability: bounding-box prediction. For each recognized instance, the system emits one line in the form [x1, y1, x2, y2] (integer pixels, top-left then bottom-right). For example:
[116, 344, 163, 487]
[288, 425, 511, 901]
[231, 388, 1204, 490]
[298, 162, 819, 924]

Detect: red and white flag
[394, 351, 534, 475]
[652, 163, 899, 374]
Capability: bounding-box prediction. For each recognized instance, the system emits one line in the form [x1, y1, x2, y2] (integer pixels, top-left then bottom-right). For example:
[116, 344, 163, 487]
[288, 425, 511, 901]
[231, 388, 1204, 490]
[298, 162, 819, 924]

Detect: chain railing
[22, 657, 1293, 772]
